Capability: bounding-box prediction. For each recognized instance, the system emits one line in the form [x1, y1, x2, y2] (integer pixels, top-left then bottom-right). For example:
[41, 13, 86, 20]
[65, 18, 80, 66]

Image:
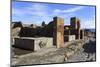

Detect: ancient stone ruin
[53, 17, 64, 48]
[12, 16, 84, 51]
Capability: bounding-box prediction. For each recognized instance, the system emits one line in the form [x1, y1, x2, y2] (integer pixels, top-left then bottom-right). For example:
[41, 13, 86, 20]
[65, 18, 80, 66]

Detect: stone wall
[14, 37, 53, 51]
[70, 17, 80, 29]
[70, 17, 81, 39]
[64, 35, 75, 41]
[18, 22, 54, 37]
[12, 16, 84, 50]
[12, 22, 23, 28]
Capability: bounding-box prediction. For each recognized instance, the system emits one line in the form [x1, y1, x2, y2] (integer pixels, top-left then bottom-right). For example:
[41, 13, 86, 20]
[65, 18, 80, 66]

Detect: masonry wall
[64, 35, 75, 41]
[70, 17, 81, 39]
[14, 37, 35, 51]
[14, 37, 53, 51]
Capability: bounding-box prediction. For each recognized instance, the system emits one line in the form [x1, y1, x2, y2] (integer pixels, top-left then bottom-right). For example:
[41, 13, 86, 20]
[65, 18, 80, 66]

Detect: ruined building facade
[70, 17, 81, 39]
[12, 16, 84, 50]
[64, 17, 84, 40]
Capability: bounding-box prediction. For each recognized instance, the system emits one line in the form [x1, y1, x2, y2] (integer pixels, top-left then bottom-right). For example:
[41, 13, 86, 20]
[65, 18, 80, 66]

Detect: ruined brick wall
[64, 25, 70, 35]
[64, 35, 75, 42]
[53, 17, 64, 48]
[70, 17, 80, 29]
[12, 22, 23, 28]
[70, 29, 80, 39]
[43, 21, 54, 37]
[70, 17, 81, 39]
[19, 27, 37, 37]
[64, 30, 70, 35]
[11, 22, 23, 37]
[18, 21, 54, 37]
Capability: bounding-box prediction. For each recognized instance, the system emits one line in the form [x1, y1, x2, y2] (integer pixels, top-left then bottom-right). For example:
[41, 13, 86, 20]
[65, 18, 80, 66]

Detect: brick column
[70, 17, 81, 40]
[53, 17, 64, 48]
[80, 30, 84, 39]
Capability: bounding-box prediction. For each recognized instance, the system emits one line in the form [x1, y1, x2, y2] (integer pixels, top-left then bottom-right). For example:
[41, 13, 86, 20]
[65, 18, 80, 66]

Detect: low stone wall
[64, 35, 75, 42]
[14, 37, 53, 51]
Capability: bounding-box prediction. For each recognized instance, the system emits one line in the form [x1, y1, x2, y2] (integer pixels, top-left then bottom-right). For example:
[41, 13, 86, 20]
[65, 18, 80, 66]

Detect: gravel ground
[66, 47, 96, 62]
[66, 36, 96, 62]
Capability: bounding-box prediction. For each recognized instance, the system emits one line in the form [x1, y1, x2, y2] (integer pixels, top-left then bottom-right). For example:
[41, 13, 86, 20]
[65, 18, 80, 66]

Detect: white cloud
[12, 3, 49, 17]
[28, 3, 47, 11]
[81, 18, 95, 29]
[54, 6, 84, 13]
[13, 3, 85, 23]
[13, 3, 95, 28]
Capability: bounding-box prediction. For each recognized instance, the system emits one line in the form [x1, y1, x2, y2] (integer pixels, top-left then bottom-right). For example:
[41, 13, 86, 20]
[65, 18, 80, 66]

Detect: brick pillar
[70, 17, 81, 40]
[53, 17, 64, 48]
[80, 30, 84, 39]
[77, 29, 80, 39]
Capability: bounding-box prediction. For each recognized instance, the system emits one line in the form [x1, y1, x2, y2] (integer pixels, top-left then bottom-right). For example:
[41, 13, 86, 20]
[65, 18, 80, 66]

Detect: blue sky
[12, 1, 96, 29]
